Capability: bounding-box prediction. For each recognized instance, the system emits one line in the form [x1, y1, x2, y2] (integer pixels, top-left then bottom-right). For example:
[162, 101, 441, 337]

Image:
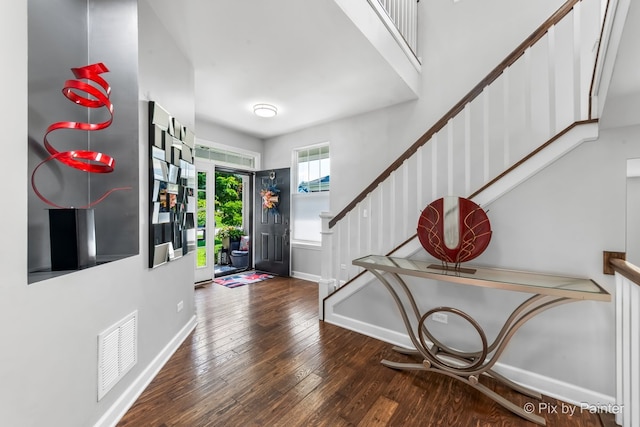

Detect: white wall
[0, 0, 29, 420]
[291, 243, 322, 281]
[196, 119, 264, 159]
[138, 0, 194, 129]
[0, 2, 197, 426]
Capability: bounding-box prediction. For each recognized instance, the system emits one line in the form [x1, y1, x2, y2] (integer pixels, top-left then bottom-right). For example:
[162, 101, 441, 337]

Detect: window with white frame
[296, 144, 330, 193]
[292, 143, 330, 243]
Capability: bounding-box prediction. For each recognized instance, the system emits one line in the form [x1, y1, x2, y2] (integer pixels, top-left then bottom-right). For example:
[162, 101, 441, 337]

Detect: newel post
[318, 212, 335, 320]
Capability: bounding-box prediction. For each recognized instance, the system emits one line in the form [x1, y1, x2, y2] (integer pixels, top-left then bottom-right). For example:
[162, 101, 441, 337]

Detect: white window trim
[195, 138, 261, 171]
[292, 141, 330, 195]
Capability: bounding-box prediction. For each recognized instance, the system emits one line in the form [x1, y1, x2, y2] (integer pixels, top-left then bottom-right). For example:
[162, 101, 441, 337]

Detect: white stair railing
[614, 261, 640, 427]
[368, 0, 419, 58]
[323, 0, 602, 292]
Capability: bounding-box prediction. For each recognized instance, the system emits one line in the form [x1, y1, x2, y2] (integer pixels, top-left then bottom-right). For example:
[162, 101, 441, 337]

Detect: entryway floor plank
[117, 277, 608, 427]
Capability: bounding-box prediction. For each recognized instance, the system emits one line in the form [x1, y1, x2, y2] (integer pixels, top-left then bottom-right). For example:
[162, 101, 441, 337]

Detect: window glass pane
[297, 148, 308, 163]
[320, 158, 330, 192]
[197, 190, 206, 213]
[197, 230, 206, 267]
[308, 160, 320, 182]
[195, 147, 209, 160]
[297, 156, 309, 192]
[320, 158, 330, 176]
[292, 192, 330, 242]
[227, 154, 242, 165]
[295, 144, 330, 193]
[310, 147, 322, 162]
[198, 171, 206, 190]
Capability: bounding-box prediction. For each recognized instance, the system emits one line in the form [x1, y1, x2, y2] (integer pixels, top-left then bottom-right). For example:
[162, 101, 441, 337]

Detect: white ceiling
[145, 0, 638, 138]
[145, 0, 417, 139]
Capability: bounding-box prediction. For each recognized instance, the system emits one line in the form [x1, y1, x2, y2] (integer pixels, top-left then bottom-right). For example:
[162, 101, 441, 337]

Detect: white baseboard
[491, 362, 615, 408]
[292, 271, 321, 282]
[324, 313, 614, 407]
[94, 315, 198, 427]
[326, 313, 413, 348]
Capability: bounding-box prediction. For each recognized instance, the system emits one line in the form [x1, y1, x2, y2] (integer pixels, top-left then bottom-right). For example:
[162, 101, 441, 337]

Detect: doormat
[213, 272, 274, 288]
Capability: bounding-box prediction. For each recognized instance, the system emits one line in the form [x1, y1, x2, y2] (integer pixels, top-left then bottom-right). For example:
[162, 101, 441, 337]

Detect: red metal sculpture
[31, 63, 129, 208]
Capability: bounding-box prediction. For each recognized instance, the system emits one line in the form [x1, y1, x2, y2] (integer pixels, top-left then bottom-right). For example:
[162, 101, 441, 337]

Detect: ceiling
[144, 0, 418, 139]
[144, 0, 638, 138]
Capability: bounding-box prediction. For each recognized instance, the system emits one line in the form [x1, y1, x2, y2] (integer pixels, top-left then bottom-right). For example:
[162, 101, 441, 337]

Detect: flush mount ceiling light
[253, 103, 278, 118]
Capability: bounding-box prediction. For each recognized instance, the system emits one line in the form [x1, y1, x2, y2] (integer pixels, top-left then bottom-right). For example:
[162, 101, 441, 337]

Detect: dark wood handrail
[329, 0, 581, 229]
[610, 258, 640, 287]
[323, 119, 597, 308]
[468, 119, 597, 199]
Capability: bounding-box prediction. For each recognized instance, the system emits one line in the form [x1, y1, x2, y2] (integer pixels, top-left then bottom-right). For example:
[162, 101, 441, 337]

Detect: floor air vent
[97, 311, 137, 401]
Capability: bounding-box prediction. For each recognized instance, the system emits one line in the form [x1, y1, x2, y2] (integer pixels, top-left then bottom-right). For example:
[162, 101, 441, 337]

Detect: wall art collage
[148, 101, 196, 268]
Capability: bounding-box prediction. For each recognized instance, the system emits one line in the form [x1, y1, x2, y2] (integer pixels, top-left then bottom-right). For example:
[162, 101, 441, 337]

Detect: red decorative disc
[417, 197, 492, 264]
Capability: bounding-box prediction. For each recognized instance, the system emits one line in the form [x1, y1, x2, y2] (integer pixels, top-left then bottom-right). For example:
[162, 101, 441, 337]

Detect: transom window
[195, 145, 256, 169]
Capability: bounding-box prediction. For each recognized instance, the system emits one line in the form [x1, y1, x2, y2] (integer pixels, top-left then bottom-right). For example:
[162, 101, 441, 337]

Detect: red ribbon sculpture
[31, 63, 130, 208]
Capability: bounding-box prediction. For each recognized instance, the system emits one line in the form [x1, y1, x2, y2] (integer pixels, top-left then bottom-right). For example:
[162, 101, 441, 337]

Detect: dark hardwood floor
[118, 276, 609, 427]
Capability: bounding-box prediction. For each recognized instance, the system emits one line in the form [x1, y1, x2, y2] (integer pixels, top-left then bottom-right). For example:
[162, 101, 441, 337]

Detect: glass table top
[353, 255, 610, 301]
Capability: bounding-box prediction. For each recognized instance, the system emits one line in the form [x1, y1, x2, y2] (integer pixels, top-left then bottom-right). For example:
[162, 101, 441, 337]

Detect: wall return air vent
[97, 311, 137, 401]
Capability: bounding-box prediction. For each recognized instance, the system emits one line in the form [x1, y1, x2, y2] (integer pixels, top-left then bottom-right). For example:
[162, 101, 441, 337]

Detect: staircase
[320, 0, 605, 302]
[318, 0, 634, 419]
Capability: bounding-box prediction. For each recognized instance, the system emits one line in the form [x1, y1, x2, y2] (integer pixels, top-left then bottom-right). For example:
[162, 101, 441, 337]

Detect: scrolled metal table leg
[367, 269, 430, 357]
[365, 266, 577, 426]
[380, 359, 427, 371]
[470, 380, 546, 425]
[484, 369, 542, 400]
[391, 346, 421, 356]
[378, 358, 547, 426]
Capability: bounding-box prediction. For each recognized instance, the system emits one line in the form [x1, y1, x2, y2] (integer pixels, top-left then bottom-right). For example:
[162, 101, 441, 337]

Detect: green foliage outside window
[195, 170, 244, 266]
[215, 172, 243, 227]
[197, 198, 206, 228]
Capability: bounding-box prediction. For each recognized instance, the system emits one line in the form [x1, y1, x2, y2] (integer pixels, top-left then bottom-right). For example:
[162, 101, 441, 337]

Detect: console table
[352, 255, 611, 425]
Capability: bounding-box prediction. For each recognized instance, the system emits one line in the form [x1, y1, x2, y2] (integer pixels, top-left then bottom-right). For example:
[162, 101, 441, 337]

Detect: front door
[254, 168, 290, 276]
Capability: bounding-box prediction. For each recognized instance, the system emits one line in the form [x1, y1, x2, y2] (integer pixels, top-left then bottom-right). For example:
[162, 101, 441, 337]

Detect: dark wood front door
[254, 168, 290, 276]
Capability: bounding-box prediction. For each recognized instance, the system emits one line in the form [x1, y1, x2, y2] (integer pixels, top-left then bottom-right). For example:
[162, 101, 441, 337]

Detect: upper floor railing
[369, 0, 419, 58]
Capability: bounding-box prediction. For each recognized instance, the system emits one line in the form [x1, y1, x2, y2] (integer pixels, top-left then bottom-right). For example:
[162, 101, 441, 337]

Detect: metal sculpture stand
[353, 256, 610, 426]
